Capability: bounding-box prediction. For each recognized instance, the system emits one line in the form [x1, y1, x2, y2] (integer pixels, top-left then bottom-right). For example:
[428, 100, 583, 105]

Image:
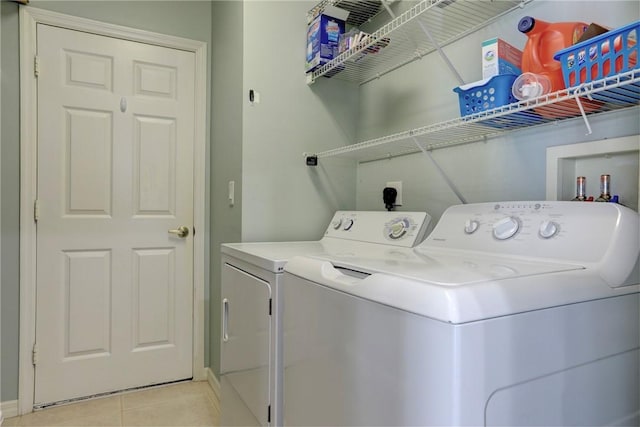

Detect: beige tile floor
[3, 381, 219, 427]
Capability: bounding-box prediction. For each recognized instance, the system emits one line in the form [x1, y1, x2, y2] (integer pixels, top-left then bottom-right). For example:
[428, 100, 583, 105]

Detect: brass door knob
[168, 226, 189, 238]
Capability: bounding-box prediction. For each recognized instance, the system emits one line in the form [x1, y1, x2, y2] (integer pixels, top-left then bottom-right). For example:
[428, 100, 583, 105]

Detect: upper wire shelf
[307, 69, 640, 164]
[307, 0, 530, 85]
[307, 0, 385, 27]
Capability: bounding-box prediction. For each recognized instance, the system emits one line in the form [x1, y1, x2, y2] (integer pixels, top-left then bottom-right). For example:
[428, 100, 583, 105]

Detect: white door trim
[19, 6, 207, 415]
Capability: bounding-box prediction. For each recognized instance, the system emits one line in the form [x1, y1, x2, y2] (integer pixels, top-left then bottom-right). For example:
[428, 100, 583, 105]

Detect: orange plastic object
[519, 16, 589, 92]
[518, 16, 601, 118]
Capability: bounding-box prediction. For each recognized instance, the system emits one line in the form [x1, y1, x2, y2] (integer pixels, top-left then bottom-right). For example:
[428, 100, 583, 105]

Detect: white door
[35, 23, 195, 405]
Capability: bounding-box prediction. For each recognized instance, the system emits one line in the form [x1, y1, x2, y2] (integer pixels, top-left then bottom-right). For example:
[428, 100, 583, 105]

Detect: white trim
[0, 401, 19, 420]
[205, 367, 221, 402]
[18, 6, 207, 415]
[545, 135, 640, 208]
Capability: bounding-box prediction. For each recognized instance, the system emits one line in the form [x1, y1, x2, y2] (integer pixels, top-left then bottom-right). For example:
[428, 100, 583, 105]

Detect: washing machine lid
[284, 250, 627, 324]
[305, 246, 583, 286]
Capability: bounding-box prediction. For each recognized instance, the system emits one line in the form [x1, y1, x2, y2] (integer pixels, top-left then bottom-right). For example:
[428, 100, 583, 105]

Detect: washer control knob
[538, 220, 559, 239]
[493, 217, 520, 240]
[464, 219, 480, 234]
[332, 218, 342, 230]
[343, 218, 354, 231]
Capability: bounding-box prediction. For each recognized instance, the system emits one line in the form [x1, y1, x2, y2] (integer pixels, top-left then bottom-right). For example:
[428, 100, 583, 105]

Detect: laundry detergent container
[518, 16, 601, 118]
[519, 16, 589, 92]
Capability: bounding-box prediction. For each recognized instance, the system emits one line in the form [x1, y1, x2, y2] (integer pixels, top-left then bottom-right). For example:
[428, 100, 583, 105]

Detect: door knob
[168, 226, 189, 238]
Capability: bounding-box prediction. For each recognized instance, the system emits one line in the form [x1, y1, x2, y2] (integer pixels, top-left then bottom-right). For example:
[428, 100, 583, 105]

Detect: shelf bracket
[304, 153, 319, 166]
[412, 137, 467, 204]
[416, 19, 465, 85]
[572, 86, 593, 136]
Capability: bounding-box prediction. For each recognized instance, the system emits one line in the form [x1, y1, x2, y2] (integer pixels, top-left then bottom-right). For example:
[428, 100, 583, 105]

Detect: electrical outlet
[386, 181, 402, 206]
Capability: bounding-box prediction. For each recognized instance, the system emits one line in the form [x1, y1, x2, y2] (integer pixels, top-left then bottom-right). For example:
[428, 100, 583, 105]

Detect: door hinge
[267, 405, 271, 424]
[34, 199, 39, 223]
[32, 343, 39, 366]
[34, 56, 40, 78]
[268, 298, 272, 316]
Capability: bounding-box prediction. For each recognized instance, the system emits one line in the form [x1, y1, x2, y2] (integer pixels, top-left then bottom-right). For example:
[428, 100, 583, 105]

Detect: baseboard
[1, 400, 19, 420]
[205, 367, 220, 401]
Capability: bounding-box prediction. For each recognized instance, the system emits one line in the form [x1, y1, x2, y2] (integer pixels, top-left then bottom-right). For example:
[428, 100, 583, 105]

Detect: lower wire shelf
[306, 69, 640, 165]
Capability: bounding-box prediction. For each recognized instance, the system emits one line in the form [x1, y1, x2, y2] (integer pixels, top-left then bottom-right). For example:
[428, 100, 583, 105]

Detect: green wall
[209, 0, 244, 381]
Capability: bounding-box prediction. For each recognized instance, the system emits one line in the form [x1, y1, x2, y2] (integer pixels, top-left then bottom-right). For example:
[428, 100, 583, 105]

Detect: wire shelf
[307, 0, 384, 27]
[308, 69, 640, 164]
[307, 0, 529, 85]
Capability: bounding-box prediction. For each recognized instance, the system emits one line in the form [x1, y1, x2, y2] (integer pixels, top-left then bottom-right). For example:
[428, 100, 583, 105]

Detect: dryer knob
[493, 217, 520, 240]
[464, 219, 480, 234]
[343, 219, 354, 231]
[538, 220, 559, 239]
[332, 218, 343, 230]
[388, 220, 408, 239]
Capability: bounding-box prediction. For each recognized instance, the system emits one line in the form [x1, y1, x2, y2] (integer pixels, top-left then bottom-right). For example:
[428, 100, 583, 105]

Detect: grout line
[118, 394, 124, 427]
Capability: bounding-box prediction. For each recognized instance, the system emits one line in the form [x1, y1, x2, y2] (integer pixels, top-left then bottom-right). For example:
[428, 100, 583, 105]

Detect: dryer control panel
[324, 211, 432, 248]
[421, 201, 639, 286]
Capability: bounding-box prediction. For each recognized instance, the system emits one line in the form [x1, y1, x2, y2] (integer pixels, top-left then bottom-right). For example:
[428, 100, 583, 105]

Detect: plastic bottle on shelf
[512, 72, 552, 101]
[517, 16, 603, 118]
[571, 176, 587, 201]
[595, 174, 612, 202]
[518, 16, 589, 93]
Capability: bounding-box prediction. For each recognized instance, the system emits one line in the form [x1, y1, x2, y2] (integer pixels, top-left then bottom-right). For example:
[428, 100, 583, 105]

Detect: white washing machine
[283, 201, 640, 426]
[219, 210, 432, 426]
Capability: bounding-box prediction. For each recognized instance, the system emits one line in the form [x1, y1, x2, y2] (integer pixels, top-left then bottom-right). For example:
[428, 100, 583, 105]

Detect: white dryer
[283, 201, 640, 426]
[220, 210, 431, 426]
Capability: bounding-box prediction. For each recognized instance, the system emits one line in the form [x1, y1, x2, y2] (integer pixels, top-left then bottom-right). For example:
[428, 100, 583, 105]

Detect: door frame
[18, 6, 207, 414]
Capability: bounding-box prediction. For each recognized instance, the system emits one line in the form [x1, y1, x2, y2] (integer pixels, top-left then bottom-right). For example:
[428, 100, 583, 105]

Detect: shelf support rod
[573, 87, 593, 136]
[415, 20, 465, 85]
[381, 1, 465, 85]
[413, 137, 467, 204]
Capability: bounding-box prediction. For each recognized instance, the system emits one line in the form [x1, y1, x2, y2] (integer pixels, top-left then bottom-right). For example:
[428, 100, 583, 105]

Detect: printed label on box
[306, 14, 345, 73]
[482, 37, 523, 79]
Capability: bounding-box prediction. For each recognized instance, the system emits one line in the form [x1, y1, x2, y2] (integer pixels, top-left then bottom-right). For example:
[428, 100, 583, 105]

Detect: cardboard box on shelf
[306, 6, 349, 73]
[482, 37, 523, 79]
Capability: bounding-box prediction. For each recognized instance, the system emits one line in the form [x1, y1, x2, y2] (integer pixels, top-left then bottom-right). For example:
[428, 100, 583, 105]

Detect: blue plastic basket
[453, 74, 519, 117]
[554, 20, 639, 88]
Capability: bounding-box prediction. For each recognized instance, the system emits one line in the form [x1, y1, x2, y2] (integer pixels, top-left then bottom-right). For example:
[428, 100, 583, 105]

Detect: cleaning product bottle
[518, 16, 589, 92]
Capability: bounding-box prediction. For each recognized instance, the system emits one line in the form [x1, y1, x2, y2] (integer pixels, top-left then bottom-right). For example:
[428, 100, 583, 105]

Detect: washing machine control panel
[324, 211, 432, 248]
[422, 201, 639, 278]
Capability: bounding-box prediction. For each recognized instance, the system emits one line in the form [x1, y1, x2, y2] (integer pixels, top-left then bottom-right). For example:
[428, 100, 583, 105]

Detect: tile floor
[3, 381, 219, 427]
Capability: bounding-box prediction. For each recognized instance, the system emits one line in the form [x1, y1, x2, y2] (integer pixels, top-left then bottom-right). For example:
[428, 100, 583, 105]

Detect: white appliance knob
[538, 220, 559, 239]
[493, 217, 520, 240]
[343, 219, 354, 231]
[332, 219, 342, 230]
[464, 219, 480, 234]
[389, 220, 407, 239]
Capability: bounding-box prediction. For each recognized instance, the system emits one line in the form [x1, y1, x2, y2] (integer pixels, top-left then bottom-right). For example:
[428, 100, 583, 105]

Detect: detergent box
[306, 6, 348, 73]
[482, 37, 523, 79]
